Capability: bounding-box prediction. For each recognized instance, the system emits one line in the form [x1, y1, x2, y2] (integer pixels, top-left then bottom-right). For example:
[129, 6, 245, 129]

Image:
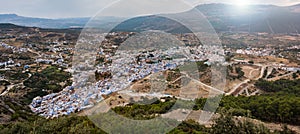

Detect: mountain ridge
[1, 3, 300, 33]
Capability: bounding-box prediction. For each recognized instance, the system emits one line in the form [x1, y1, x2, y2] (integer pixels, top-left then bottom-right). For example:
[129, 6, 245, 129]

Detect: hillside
[2, 4, 300, 33]
[113, 3, 300, 33]
[0, 14, 123, 29]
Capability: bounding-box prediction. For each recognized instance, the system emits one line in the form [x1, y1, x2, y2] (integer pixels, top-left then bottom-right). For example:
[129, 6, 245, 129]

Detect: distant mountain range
[0, 14, 123, 29]
[194, 3, 300, 33]
[1, 3, 300, 33]
[115, 3, 300, 33]
[0, 14, 87, 28]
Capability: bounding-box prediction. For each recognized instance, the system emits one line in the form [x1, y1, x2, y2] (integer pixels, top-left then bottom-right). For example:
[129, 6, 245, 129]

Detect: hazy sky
[0, 0, 300, 18]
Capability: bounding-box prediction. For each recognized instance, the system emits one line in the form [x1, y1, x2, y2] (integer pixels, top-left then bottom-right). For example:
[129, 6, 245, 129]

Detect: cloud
[0, 0, 115, 18]
[99, 0, 195, 17]
[186, 0, 300, 6]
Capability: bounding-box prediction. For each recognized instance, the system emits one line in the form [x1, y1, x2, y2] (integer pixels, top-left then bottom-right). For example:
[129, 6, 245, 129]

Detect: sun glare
[233, 0, 251, 7]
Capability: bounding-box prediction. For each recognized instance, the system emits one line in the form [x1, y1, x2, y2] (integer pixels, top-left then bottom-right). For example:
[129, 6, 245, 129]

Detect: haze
[0, 0, 300, 18]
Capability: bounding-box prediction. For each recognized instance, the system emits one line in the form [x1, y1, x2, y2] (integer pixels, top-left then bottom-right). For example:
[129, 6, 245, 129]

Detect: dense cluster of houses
[30, 40, 224, 118]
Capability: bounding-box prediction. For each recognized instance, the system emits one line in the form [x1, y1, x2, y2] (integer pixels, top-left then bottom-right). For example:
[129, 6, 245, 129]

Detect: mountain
[0, 23, 27, 29]
[0, 14, 123, 29]
[111, 15, 192, 33]
[2, 3, 300, 33]
[194, 4, 300, 33]
[113, 3, 300, 33]
[288, 4, 300, 13]
[0, 14, 85, 28]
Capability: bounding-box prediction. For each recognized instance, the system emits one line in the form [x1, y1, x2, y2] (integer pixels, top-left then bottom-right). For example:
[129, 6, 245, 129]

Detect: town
[0, 25, 299, 127]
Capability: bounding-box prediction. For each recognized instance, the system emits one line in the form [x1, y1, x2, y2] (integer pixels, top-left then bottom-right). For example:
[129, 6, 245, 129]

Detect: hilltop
[2, 3, 300, 33]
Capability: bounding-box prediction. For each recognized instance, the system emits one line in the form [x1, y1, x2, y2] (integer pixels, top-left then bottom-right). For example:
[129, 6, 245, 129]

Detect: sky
[0, 0, 300, 18]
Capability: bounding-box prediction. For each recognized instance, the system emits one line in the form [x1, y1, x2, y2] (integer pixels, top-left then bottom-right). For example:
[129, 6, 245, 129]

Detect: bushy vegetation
[1, 98, 296, 134]
[0, 115, 106, 134]
[170, 114, 295, 134]
[23, 66, 71, 104]
[193, 79, 300, 125]
[3, 111, 291, 134]
[193, 95, 300, 125]
[4, 101, 36, 121]
[0, 96, 37, 122]
[24, 66, 71, 92]
[196, 60, 209, 72]
[112, 97, 193, 120]
[211, 115, 268, 134]
[168, 119, 209, 134]
[255, 79, 300, 95]
[0, 70, 28, 81]
[2, 78, 299, 133]
[227, 65, 245, 80]
[235, 67, 245, 79]
[0, 80, 10, 86]
[221, 95, 300, 125]
[210, 114, 295, 134]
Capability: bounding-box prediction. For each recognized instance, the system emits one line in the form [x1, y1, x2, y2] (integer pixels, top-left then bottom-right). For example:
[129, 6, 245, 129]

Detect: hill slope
[2, 3, 300, 33]
[113, 4, 300, 33]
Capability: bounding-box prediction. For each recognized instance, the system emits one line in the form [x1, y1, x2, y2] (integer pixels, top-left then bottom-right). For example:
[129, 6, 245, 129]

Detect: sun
[233, 0, 251, 7]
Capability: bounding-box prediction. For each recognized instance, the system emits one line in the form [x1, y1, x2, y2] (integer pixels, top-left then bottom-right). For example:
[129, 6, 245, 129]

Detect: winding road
[0, 73, 32, 96]
[227, 64, 266, 96]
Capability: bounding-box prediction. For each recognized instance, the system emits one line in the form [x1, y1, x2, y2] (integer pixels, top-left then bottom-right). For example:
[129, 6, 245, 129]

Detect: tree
[248, 61, 254, 64]
[293, 73, 298, 79]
